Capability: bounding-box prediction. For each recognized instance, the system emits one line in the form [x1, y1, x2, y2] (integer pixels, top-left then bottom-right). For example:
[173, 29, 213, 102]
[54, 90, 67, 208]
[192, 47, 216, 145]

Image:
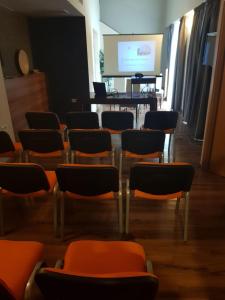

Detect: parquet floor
[2, 104, 225, 299]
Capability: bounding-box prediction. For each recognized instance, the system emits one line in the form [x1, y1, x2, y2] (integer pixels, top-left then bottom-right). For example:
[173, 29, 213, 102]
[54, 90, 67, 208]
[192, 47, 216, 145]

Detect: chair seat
[63, 240, 147, 274]
[65, 191, 115, 201]
[28, 142, 69, 158]
[134, 189, 183, 200]
[123, 150, 162, 159]
[0, 240, 44, 300]
[74, 150, 111, 158]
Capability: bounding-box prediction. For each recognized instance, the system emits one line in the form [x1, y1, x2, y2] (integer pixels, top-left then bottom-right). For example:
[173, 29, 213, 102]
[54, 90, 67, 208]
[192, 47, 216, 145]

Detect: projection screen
[103, 34, 163, 77]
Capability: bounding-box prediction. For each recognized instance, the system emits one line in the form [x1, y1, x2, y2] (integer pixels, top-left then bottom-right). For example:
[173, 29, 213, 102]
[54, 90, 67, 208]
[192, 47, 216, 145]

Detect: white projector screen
[103, 34, 163, 76]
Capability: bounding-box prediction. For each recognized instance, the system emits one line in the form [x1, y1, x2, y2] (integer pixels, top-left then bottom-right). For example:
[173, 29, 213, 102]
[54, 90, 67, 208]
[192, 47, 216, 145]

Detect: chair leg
[53, 184, 59, 237]
[168, 134, 171, 163]
[60, 193, 65, 240]
[118, 190, 123, 233]
[112, 149, 115, 166]
[24, 261, 44, 300]
[119, 151, 123, 179]
[183, 192, 189, 241]
[125, 180, 130, 234]
[64, 150, 69, 164]
[175, 197, 181, 214]
[0, 196, 4, 235]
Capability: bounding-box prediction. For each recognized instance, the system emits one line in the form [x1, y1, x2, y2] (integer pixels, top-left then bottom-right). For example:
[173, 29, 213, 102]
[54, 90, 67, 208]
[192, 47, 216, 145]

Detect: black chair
[143, 111, 179, 162]
[126, 162, 195, 241]
[120, 130, 165, 176]
[65, 112, 100, 129]
[55, 165, 122, 239]
[25, 111, 67, 140]
[102, 111, 134, 134]
[0, 162, 57, 235]
[68, 129, 115, 165]
[35, 240, 159, 300]
[18, 129, 69, 164]
[0, 131, 22, 162]
[25, 111, 65, 130]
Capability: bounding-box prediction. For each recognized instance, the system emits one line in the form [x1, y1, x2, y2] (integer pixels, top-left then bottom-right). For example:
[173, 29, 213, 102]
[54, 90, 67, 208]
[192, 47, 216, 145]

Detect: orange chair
[102, 111, 134, 134]
[55, 164, 122, 239]
[0, 163, 57, 235]
[0, 131, 22, 162]
[25, 111, 66, 131]
[0, 240, 44, 300]
[65, 112, 100, 130]
[143, 111, 178, 162]
[18, 129, 69, 164]
[120, 129, 165, 176]
[126, 162, 195, 241]
[35, 240, 159, 300]
[68, 129, 115, 165]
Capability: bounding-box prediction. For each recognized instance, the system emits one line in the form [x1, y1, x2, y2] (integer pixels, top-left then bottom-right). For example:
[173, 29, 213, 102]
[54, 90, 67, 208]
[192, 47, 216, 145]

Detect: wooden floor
[2, 105, 225, 299]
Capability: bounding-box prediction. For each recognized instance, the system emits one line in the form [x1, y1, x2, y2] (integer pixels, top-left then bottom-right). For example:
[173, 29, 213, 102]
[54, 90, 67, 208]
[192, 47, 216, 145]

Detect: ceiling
[0, 0, 82, 17]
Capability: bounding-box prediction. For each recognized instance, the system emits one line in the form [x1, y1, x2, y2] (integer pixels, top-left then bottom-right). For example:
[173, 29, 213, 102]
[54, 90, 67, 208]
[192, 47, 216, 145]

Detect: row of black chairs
[0, 162, 194, 241]
[0, 129, 165, 168]
[25, 110, 178, 161]
[0, 239, 159, 300]
[25, 110, 178, 132]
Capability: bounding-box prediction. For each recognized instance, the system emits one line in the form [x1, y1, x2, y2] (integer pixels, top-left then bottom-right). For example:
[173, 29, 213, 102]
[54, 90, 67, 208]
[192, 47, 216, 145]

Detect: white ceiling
[0, 0, 82, 17]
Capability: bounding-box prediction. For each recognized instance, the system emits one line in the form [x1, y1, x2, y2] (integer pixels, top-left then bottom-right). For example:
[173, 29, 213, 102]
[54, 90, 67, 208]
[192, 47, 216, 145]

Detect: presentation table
[86, 92, 157, 123]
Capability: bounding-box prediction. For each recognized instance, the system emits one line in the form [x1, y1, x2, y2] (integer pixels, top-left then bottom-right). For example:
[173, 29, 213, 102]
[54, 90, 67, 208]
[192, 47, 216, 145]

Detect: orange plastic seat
[0, 240, 44, 300]
[35, 240, 159, 300]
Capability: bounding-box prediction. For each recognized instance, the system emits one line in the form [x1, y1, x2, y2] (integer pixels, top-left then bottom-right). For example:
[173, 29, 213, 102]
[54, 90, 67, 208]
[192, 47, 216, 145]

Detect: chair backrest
[130, 163, 194, 195]
[66, 112, 99, 129]
[0, 131, 15, 153]
[102, 111, 134, 131]
[18, 130, 64, 153]
[121, 130, 165, 155]
[0, 163, 50, 194]
[35, 269, 159, 300]
[56, 165, 119, 196]
[68, 130, 112, 153]
[25, 112, 61, 129]
[143, 111, 178, 130]
[0, 284, 14, 300]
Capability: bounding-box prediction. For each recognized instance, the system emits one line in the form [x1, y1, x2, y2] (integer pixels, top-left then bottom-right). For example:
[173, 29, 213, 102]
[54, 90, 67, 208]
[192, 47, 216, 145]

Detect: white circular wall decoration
[16, 49, 30, 75]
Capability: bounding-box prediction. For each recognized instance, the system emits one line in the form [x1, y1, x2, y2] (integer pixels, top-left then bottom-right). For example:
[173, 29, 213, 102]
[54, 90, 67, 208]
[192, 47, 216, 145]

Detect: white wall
[0, 62, 14, 140]
[99, 0, 166, 34]
[165, 0, 202, 25]
[100, 22, 118, 50]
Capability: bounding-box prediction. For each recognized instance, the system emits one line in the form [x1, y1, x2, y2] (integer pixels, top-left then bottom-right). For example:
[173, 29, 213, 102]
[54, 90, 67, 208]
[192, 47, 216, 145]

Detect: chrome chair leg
[184, 192, 189, 241]
[125, 180, 130, 234]
[60, 193, 65, 240]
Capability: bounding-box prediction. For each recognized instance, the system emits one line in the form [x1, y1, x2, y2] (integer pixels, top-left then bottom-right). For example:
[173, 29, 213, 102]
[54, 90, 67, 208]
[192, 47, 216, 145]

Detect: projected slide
[118, 41, 156, 72]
